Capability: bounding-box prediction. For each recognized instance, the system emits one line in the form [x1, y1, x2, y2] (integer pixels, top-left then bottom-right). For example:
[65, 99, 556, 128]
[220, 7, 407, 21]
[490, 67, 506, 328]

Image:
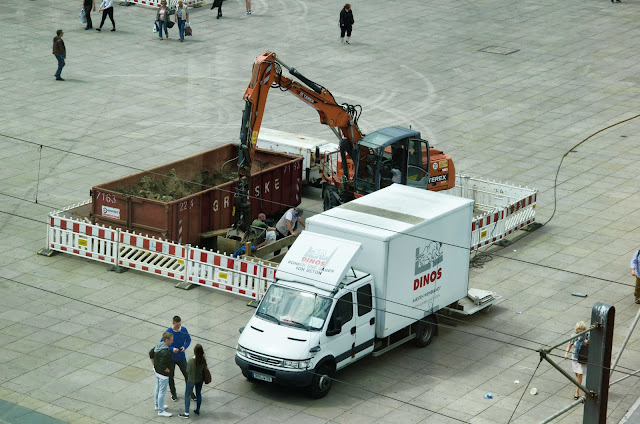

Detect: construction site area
[1, 0, 640, 423]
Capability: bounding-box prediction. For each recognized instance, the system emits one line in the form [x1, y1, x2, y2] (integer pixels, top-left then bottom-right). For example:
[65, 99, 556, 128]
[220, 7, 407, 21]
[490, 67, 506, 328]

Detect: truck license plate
[252, 372, 273, 382]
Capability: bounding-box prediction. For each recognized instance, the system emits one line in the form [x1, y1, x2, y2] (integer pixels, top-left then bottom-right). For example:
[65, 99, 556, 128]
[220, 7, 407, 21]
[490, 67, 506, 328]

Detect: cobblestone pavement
[1, 0, 640, 423]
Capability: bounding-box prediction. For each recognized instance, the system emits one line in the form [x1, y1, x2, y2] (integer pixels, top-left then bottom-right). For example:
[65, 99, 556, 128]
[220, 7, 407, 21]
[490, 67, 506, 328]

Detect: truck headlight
[283, 359, 311, 369]
[236, 344, 247, 358]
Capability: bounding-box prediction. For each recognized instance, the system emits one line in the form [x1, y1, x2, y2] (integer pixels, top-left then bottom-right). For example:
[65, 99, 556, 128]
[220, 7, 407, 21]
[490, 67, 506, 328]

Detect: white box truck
[257, 128, 339, 186]
[235, 184, 473, 398]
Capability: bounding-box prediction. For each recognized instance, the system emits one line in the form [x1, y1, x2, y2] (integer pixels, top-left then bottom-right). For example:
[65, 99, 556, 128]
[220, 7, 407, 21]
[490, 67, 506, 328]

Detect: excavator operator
[339, 138, 355, 181]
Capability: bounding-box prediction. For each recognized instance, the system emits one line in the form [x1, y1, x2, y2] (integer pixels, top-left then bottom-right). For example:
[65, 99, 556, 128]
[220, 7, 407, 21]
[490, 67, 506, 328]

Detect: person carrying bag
[178, 344, 208, 418]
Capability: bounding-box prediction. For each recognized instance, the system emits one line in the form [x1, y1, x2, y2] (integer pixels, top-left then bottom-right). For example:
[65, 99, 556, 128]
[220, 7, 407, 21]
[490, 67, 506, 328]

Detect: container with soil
[91, 143, 303, 246]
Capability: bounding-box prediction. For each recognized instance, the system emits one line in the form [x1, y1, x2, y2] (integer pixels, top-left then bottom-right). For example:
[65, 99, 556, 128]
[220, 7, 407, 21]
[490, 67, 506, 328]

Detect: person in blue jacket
[162, 315, 196, 402]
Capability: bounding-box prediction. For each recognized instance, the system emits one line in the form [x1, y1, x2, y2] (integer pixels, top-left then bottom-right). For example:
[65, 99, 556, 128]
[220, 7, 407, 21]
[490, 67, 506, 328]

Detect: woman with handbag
[178, 344, 208, 418]
[156, 0, 170, 40]
[564, 321, 589, 400]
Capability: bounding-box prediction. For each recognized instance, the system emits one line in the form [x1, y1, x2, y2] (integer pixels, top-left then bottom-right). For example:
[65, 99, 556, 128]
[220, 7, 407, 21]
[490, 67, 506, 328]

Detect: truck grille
[247, 350, 283, 366]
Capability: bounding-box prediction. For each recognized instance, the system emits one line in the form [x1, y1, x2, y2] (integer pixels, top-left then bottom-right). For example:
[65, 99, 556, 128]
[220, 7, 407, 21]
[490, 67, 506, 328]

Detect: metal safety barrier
[446, 175, 537, 251]
[44, 202, 277, 300]
[122, 0, 204, 8]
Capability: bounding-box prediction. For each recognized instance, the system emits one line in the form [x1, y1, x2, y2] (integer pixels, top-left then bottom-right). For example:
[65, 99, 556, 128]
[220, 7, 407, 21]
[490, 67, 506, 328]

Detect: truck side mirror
[326, 316, 343, 337]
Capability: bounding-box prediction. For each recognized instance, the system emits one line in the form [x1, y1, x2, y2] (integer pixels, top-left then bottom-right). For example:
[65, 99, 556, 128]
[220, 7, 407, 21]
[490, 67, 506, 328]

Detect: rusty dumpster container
[90, 144, 303, 245]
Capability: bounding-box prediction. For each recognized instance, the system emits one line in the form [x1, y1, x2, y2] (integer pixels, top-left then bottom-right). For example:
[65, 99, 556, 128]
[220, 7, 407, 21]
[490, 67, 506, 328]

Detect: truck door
[326, 292, 356, 370]
[353, 283, 376, 361]
[406, 139, 430, 190]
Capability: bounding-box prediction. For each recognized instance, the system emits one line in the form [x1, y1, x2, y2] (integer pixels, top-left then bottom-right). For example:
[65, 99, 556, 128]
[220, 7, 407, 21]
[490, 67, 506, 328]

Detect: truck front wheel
[242, 370, 254, 381]
[309, 364, 333, 399]
[415, 316, 436, 347]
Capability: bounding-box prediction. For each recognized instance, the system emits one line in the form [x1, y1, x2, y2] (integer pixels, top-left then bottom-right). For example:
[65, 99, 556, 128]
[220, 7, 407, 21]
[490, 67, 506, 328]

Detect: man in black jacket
[52, 30, 66, 81]
[150, 332, 174, 417]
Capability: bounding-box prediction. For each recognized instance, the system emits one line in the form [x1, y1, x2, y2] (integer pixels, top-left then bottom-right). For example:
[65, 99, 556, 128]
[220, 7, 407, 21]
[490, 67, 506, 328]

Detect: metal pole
[539, 350, 591, 395]
[610, 367, 640, 386]
[538, 396, 584, 424]
[584, 302, 615, 424]
[610, 307, 640, 378]
[544, 324, 598, 352]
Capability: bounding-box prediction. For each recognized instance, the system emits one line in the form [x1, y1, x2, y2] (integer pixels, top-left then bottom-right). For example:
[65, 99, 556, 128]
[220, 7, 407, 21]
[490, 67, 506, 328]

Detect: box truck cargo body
[235, 185, 473, 398]
[304, 184, 473, 338]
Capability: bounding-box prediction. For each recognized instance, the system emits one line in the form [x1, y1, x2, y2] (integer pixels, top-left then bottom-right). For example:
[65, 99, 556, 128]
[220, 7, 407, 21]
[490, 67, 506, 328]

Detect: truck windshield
[257, 285, 332, 331]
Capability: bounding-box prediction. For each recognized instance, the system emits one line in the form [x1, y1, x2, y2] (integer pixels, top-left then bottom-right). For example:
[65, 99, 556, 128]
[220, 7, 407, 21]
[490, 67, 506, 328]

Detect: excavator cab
[353, 126, 432, 195]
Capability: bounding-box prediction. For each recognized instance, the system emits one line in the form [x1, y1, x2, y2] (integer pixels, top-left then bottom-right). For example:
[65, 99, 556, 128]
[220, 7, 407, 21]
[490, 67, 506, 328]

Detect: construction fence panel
[47, 203, 277, 300]
[186, 248, 276, 299]
[49, 215, 118, 265]
[118, 232, 186, 280]
[123, 0, 204, 8]
[446, 175, 537, 251]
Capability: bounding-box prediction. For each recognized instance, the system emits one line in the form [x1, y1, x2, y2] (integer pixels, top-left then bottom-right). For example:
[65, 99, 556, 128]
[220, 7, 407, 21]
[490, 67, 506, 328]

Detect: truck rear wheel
[415, 316, 436, 347]
[309, 364, 333, 399]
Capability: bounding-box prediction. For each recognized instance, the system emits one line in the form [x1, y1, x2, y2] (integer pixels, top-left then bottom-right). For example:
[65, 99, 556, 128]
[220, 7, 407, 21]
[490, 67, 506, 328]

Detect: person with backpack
[339, 3, 354, 44]
[150, 332, 174, 417]
[631, 249, 640, 304]
[564, 321, 589, 400]
[178, 344, 208, 418]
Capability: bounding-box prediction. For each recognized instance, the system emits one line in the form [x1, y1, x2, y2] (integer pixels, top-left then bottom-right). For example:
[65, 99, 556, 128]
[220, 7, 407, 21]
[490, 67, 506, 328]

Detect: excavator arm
[234, 51, 364, 234]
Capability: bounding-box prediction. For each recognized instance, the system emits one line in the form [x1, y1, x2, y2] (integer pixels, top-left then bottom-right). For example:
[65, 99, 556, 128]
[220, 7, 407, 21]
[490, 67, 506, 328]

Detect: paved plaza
[2, 0, 640, 423]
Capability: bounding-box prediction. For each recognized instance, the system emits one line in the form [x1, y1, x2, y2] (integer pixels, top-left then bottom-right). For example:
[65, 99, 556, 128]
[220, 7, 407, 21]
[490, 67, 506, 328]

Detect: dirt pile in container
[116, 168, 239, 201]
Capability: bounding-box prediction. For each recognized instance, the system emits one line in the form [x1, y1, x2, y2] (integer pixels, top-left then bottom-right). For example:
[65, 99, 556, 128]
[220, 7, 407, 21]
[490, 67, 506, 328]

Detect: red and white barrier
[186, 249, 276, 299]
[123, 0, 204, 8]
[446, 175, 537, 251]
[45, 201, 277, 300]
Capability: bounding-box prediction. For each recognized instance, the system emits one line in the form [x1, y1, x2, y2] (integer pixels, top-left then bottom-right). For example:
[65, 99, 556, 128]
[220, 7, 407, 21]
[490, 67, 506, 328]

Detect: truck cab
[235, 233, 375, 398]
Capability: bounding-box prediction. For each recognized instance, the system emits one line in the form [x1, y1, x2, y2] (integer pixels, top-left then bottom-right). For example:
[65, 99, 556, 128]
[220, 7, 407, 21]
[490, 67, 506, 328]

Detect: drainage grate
[479, 46, 519, 55]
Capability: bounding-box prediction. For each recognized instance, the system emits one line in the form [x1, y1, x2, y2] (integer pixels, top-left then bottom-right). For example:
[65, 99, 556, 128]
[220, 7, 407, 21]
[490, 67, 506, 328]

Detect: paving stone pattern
[1, 0, 640, 423]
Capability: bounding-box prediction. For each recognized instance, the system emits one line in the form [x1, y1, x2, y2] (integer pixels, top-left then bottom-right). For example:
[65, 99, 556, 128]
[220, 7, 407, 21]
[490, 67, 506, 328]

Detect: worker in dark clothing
[52, 30, 66, 81]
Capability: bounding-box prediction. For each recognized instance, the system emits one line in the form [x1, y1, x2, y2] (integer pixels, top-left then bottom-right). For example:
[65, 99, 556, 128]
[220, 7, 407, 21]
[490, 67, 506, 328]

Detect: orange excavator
[233, 51, 455, 234]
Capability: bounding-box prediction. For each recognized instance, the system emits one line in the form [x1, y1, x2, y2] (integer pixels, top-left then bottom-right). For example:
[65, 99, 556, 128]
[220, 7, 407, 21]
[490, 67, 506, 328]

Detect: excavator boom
[234, 51, 363, 235]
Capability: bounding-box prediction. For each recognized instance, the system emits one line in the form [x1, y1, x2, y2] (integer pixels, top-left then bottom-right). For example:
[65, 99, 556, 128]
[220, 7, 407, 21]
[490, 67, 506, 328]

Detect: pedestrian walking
[156, 0, 170, 40]
[211, 0, 223, 19]
[174, 0, 189, 42]
[631, 249, 640, 304]
[245, 0, 251, 15]
[96, 0, 115, 32]
[150, 332, 174, 417]
[163, 316, 196, 402]
[339, 3, 354, 44]
[83, 0, 96, 30]
[178, 344, 207, 418]
[52, 30, 66, 81]
[564, 321, 589, 400]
